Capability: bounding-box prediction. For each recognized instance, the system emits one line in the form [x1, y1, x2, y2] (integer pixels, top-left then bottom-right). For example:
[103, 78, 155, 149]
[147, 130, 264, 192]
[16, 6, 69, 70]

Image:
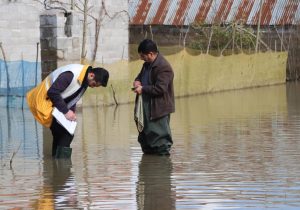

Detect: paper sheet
[52, 107, 77, 135]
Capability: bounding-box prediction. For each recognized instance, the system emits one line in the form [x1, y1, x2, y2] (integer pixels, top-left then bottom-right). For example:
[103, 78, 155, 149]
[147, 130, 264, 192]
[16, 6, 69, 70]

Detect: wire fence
[0, 59, 41, 108]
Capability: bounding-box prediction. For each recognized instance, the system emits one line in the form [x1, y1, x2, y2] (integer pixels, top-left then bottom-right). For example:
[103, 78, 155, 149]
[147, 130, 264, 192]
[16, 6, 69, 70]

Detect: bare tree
[78, 0, 89, 61]
[36, 0, 128, 63]
[90, 0, 128, 63]
[255, 0, 264, 53]
[75, 0, 128, 63]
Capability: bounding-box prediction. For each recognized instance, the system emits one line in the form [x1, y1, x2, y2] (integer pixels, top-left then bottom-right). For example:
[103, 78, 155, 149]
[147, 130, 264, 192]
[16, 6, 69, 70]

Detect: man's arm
[47, 71, 74, 114]
[47, 71, 78, 121]
[47, 71, 77, 121]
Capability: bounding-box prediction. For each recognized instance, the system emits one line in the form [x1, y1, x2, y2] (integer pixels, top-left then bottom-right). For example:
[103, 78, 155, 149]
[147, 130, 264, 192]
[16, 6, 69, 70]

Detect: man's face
[87, 73, 101, 88]
[139, 52, 156, 63]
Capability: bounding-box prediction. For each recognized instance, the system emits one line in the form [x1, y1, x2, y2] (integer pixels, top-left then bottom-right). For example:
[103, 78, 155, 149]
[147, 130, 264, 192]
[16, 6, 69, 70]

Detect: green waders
[138, 95, 173, 155]
[50, 118, 73, 159]
[55, 146, 72, 159]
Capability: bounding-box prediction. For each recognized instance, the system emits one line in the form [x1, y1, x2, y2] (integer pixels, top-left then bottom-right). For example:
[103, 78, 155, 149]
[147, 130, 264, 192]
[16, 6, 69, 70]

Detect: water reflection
[0, 101, 42, 160]
[286, 81, 300, 116]
[0, 97, 43, 209]
[1, 83, 300, 209]
[32, 158, 78, 209]
[136, 155, 175, 210]
[171, 84, 300, 209]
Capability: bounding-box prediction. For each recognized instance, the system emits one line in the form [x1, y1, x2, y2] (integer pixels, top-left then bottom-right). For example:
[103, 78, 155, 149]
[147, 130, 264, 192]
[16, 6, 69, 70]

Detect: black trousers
[50, 118, 74, 156]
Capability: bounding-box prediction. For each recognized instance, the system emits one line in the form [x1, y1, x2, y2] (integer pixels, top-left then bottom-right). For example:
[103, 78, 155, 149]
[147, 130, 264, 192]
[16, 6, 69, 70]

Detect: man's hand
[133, 81, 142, 94]
[133, 81, 141, 88]
[134, 85, 142, 95]
[64, 110, 77, 121]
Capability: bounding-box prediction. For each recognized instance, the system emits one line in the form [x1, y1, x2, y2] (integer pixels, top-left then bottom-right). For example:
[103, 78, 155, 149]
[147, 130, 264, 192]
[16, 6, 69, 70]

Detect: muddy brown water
[1, 82, 300, 209]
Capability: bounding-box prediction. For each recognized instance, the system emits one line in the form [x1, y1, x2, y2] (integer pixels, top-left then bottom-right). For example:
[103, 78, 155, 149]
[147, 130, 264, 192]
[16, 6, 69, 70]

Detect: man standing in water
[27, 64, 109, 158]
[133, 39, 175, 155]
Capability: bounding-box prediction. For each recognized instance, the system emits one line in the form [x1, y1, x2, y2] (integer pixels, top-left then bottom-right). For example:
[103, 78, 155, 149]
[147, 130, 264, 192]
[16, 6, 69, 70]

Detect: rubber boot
[55, 146, 72, 159]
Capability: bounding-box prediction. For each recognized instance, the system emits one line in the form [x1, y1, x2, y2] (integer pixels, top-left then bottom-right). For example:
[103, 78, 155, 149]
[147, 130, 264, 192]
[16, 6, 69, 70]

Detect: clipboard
[52, 107, 77, 135]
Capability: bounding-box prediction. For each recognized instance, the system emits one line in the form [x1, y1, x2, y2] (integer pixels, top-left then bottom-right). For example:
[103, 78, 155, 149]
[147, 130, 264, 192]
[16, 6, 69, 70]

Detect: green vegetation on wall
[188, 23, 258, 56]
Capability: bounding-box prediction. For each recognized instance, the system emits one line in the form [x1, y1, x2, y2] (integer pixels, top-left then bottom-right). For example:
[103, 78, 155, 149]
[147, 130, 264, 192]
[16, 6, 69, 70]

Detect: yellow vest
[26, 65, 90, 127]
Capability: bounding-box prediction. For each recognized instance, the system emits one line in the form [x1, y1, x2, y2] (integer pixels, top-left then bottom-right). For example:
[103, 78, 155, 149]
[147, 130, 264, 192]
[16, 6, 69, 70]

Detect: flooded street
[1, 82, 300, 209]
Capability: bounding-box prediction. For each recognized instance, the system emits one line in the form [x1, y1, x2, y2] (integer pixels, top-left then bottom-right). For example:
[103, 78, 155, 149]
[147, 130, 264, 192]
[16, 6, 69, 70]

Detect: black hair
[138, 39, 158, 54]
[90, 67, 109, 87]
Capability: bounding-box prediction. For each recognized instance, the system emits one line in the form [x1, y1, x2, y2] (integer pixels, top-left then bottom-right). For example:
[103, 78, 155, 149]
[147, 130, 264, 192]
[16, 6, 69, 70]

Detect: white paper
[52, 107, 77, 135]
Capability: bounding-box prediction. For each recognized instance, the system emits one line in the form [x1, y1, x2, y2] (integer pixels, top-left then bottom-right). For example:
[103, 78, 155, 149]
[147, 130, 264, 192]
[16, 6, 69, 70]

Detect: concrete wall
[53, 0, 129, 67]
[0, 0, 41, 62]
[82, 0, 129, 64]
[0, 0, 129, 76]
[40, 14, 57, 79]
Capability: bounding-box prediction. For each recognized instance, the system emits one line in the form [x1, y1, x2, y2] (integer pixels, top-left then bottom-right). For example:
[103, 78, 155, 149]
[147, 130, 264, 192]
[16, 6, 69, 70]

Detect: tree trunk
[81, 0, 88, 62]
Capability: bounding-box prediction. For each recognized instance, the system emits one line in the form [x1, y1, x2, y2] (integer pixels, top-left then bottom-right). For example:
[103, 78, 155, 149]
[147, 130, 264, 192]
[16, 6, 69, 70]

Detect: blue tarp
[0, 59, 41, 108]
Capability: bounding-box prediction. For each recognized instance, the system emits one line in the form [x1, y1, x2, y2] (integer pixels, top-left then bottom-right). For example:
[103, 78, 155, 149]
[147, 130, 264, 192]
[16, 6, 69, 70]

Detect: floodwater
[1, 82, 300, 209]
